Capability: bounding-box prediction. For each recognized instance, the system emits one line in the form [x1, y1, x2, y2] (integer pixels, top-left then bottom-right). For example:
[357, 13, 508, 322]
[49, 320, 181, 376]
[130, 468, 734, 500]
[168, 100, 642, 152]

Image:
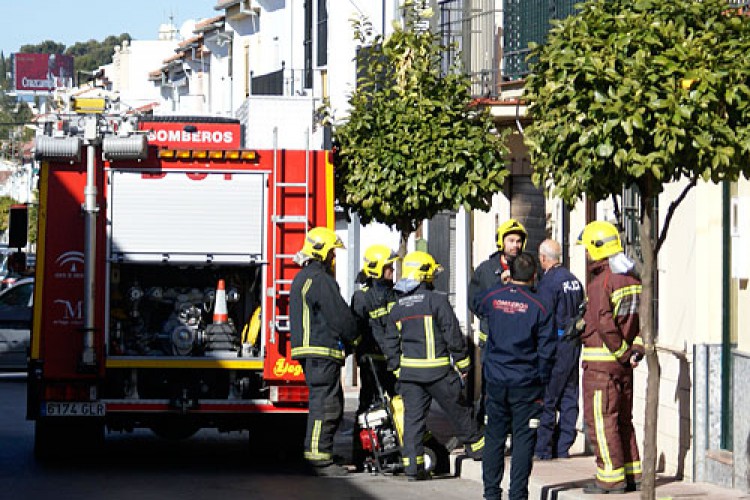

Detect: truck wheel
[248, 414, 306, 460]
[34, 420, 62, 460]
[34, 420, 105, 460]
[151, 421, 199, 440]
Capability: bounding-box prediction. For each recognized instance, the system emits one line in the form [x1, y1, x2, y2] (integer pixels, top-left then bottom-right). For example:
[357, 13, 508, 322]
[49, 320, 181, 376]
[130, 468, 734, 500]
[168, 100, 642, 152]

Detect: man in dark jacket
[473, 253, 556, 500]
[468, 219, 528, 428]
[383, 251, 484, 481]
[350, 244, 399, 469]
[290, 227, 358, 476]
[534, 239, 585, 460]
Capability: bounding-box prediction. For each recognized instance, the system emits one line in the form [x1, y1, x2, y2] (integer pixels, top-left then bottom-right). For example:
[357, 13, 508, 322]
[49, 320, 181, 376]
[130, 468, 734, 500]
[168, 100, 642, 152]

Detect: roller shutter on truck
[108, 170, 267, 264]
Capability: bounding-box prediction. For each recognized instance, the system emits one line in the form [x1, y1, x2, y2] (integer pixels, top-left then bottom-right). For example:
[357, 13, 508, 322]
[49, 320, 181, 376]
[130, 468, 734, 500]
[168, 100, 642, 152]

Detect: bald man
[534, 239, 585, 460]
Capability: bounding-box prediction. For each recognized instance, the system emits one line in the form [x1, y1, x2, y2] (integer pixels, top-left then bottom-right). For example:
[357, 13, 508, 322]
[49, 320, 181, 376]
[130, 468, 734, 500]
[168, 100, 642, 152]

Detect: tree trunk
[396, 230, 410, 280]
[639, 183, 661, 500]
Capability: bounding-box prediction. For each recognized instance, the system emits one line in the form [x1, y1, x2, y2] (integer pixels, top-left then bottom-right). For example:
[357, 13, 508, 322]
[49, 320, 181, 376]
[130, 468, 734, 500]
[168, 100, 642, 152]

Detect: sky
[0, 0, 217, 55]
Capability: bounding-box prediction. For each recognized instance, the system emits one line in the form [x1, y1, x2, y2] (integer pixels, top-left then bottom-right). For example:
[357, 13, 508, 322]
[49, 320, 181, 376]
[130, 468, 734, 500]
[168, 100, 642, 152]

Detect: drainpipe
[721, 180, 732, 450]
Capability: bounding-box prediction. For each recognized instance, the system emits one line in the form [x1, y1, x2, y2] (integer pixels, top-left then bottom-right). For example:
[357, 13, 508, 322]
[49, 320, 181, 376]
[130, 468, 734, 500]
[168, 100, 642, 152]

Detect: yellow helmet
[402, 251, 443, 283]
[496, 219, 528, 251]
[577, 221, 623, 261]
[300, 227, 344, 261]
[362, 244, 399, 279]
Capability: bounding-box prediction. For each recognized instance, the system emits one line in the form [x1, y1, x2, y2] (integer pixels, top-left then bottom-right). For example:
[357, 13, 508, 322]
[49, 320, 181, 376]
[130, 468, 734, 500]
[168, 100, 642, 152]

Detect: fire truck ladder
[269, 128, 311, 342]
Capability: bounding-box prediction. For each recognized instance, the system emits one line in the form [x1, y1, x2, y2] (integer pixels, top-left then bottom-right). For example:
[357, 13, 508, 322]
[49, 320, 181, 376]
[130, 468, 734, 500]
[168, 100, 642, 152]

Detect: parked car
[0, 252, 36, 290]
[0, 277, 34, 370]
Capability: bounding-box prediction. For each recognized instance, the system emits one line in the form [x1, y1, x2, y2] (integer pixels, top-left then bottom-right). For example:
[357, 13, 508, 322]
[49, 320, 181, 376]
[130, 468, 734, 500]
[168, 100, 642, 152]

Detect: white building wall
[112, 40, 179, 110]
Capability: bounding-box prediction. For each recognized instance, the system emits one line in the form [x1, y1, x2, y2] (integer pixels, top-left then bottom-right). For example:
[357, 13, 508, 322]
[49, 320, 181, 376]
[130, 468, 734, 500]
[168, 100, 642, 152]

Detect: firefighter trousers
[582, 367, 642, 490]
[535, 341, 581, 459]
[400, 372, 482, 477]
[482, 382, 544, 500]
[301, 357, 344, 466]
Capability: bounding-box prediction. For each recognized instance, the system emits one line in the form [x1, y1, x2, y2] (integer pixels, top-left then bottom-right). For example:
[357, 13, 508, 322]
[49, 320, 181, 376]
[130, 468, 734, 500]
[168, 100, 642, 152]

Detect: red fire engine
[28, 109, 331, 457]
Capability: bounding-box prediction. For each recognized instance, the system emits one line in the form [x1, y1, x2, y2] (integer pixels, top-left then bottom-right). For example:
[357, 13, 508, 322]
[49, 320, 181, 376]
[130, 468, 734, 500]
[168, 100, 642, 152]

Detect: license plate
[43, 402, 106, 417]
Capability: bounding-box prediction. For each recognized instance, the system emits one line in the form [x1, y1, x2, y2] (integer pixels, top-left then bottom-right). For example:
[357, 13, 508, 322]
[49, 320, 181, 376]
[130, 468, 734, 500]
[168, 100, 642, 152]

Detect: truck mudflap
[101, 399, 308, 413]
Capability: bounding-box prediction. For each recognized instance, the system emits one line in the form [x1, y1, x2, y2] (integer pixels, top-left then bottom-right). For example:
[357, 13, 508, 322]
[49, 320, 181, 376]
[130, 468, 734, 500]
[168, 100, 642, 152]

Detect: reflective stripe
[625, 461, 642, 475]
[304, 419, 332, 462]
[593, 390, 614, 475]
[582, 347, 619, 362]
[611, 284, 641, 317]
[400, 356, 450, 368]
[582, 340, 628, 363]
[632, 336, 644, 347]
[425, 316, 435, 359]
[478, 331, 487, 343]
[291, 346, 344, 360]
[455, 357, 470, 370]
[301, 279, 313, 347]
[416, 455, 424, 465]
[369, 307, 389, 319]
[304, 451, 332, 461]
[470, 436, 485, 451]
[402, 456, 410, 466]
[365, 353, 387, 361]
[612, 339, 629, 359]
[597, 466, 625, 484]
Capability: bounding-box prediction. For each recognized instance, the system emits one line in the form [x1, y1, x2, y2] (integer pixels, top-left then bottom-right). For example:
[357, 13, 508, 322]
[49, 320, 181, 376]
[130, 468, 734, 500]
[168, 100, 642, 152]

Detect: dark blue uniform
[534, 265, 585, 460]
[474, 283, 555, 500]
[290, 259, 358, 466]
[384, 282, 483, 478]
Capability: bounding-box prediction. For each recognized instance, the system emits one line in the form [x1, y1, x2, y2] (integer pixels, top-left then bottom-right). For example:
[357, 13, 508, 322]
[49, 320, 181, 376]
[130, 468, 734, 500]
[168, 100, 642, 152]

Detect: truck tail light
[269, 385, 308, 404]
[44, 383, 96, 401]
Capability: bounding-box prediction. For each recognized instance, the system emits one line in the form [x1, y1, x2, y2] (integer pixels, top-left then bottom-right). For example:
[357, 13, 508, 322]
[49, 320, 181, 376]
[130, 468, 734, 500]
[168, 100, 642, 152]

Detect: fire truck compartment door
[109, 170, 267, 264]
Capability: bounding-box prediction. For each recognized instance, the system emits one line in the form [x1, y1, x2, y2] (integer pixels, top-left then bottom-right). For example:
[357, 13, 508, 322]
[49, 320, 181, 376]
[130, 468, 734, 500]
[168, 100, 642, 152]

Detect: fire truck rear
[28, 101, 331, 457]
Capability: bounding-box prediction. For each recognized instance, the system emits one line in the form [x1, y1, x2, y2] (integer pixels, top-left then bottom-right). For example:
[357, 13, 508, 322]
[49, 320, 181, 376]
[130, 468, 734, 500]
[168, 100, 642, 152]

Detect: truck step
[272, 215, 307, 224]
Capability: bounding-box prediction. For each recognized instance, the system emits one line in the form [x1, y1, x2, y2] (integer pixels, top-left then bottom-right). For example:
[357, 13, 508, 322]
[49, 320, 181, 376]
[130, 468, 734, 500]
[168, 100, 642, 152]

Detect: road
[0, 373, 484, 500]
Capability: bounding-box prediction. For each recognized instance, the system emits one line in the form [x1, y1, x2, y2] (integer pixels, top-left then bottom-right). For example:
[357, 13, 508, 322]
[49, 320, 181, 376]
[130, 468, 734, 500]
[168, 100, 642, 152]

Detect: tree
[524, 0, 750, 497]
[19, 40, 66, 55]
[333, 1, 509, 254]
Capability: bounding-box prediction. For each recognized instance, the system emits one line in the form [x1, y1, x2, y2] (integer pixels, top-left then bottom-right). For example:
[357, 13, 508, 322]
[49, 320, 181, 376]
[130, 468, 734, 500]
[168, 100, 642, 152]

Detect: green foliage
[66, 34, 131, 74]
[333, 1, 509, 237]
[19, 34, 131, 77]
[20, 40, 66, 55]
[0, 196, 16, 231]
[525, 0, 750, 206]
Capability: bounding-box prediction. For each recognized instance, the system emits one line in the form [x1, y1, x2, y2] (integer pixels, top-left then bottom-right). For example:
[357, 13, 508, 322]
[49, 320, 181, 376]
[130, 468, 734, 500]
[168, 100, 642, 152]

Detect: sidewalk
[342, 387, 750, 499]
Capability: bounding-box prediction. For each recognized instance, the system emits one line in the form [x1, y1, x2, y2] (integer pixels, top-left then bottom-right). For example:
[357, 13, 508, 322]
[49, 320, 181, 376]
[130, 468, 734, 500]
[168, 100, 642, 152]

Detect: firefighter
[534, 239, 585, 460]
[578, 221, 644, 494]
[383, 251, 484, 481]
[469, 218, 528, 348]
[468, 218, 528, 427]
[290, 226, 359, 477]
[350, 244, 400, 470]
[472, 252, 556, 500]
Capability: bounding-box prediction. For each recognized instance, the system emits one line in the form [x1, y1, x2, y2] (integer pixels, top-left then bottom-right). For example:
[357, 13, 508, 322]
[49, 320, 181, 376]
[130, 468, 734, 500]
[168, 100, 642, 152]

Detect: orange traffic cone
[213, 279, 229, 324]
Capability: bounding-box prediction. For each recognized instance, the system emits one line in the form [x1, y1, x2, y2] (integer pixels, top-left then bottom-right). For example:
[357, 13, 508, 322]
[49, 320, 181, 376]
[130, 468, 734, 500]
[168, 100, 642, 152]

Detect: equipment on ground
[357, 355, 439, 475]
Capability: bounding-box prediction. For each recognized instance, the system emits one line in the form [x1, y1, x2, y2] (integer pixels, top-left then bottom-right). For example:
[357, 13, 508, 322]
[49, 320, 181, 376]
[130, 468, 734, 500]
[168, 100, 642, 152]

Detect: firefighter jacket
[350, 279, 398, 362]
[581, 259, 645, 374]
[537, 265, 585, 336]
[383, 282, 471, 383]
[290, 260, 358, 363]
[473, 283, 556, 387]
[468, 251, 508, 347]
